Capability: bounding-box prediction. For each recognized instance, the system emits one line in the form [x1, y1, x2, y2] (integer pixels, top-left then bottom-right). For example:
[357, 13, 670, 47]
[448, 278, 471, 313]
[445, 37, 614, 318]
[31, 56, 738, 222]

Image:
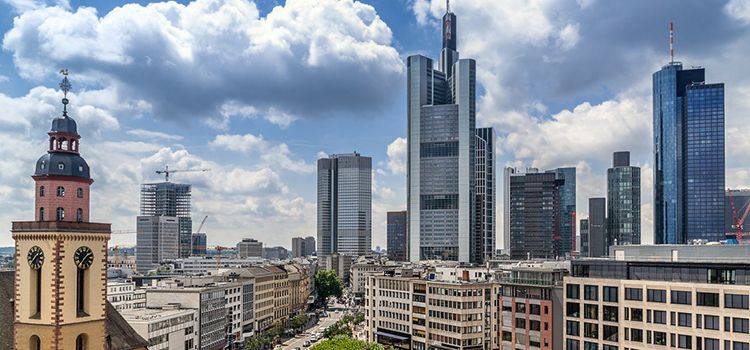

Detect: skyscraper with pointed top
[407, 2, 493, 263]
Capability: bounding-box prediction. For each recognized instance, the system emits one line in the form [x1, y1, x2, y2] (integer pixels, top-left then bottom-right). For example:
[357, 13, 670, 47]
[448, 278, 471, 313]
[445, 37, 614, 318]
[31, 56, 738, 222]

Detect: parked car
[303, 340, 311, 347]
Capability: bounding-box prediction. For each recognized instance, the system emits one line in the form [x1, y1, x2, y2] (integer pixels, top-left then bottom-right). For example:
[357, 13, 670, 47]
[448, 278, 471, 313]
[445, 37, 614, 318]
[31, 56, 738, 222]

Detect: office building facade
[653, 62, 725, 244]
[607, 151, 641, 248]
[407, 4, 480, 262]
[387, 210, 408, 262]
[503, 167, 515, 254]
[588, 198, 606, 258]
[580, 219, 590, 258]
[317, 152, 372, 256]
[475, 127, 496, 263]
[292, 236, 315, 258]
[192, 232, 207, 256]
[136, 215, 179, 272]
[237, 238, 262, 258]
[140, 182, 193, 258]
[549, 167, 576, 257]
[508, 170, 562, 259]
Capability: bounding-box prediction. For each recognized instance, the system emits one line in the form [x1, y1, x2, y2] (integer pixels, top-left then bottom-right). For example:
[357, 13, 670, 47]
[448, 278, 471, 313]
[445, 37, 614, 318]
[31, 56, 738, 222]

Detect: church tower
[12, 70, 111, 349]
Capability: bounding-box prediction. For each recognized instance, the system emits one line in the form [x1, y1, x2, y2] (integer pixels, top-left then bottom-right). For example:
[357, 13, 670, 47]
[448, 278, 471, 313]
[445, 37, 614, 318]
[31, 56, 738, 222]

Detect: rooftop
[12, 221, 111, 233]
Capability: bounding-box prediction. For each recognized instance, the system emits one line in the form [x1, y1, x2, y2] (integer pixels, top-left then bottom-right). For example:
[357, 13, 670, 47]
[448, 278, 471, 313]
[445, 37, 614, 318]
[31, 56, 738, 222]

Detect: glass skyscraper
[317, 152, 372, 256]
[607, 151, 641, 247]
[653, 62, 725, 243]
[549, 167, 576, 256]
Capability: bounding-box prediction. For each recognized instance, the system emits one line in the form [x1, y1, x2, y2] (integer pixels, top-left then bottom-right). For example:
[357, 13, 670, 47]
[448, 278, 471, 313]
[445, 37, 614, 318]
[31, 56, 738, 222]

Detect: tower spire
[59, 68, 71, 117]
[446, 0, 450, 13]
[669, 22, 674, 64]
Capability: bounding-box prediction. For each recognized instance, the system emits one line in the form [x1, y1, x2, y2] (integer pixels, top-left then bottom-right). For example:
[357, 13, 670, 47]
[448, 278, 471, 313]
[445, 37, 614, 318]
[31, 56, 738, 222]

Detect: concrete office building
[320, 253, 354, 283]
[317, 152, 372, 256]
[580, 219, 590, 258]
[564, 245, 750, 350]
[607, 151, 641, 247]
[120, 307, 198, 350]
[726, 189, 750, 240]
[549, 167, 576, 257]
[588, 198, 606, 257]
[292, 236, 315, 258]
[136, 215, 179, 272]
[262, 246, 289, 260]
[387, 211, 408, 262]
[475, 127, 496, 263]
[407, 3, 479, 263]
[508, 169, 562, 259]
[237, 238, 262, 258]
[653, 60, 725, 244]
[147, 287, 228, 350]
[107, 279, 137, 311]
[140, 182, 193, 258]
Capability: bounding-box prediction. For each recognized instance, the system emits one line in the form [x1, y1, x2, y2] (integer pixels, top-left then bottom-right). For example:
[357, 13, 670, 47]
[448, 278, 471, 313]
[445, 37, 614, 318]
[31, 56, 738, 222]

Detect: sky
[1, 0, 749, 249]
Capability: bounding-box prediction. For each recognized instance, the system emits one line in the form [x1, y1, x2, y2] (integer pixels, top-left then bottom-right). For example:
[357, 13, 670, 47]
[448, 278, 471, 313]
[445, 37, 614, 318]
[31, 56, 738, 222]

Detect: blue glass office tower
[653, 62, 725, 243]
[549, 167, 576, 256]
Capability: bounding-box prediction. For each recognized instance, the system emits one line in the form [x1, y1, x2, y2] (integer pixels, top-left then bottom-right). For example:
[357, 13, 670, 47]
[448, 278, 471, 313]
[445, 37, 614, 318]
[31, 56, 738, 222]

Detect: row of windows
[572, 284, 748, 309]
[39, 207, 83, 221]
[39, 186, 84, 198]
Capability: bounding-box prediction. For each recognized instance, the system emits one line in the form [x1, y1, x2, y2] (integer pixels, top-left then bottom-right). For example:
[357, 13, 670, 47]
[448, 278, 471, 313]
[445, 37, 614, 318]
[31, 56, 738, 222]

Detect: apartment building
[247, 266, 275, 332]
[365, 269, 498, 350]
[350, 256, 400, 301]
[120, 306, 198, 350]
[147, 287, 228, 350]
[564, 245, 750, 350]
[108, 279, 137, 311]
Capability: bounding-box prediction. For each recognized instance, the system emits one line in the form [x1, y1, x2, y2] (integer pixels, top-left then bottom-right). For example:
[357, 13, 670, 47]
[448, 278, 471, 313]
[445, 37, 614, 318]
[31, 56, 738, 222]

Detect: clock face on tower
[27, 246, 44, 270]
[74, 246, 93, 270]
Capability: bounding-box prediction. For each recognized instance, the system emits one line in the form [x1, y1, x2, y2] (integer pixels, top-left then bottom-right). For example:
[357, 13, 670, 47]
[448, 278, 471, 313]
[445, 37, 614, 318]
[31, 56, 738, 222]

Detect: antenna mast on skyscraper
[669, 21, 674, 64]
[446, 0, 450, 13]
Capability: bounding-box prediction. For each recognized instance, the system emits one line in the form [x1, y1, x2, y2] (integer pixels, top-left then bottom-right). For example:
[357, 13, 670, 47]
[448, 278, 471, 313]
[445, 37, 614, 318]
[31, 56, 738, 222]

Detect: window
[733, 318, 749, 333]
[567, 284, 580, 299]
[602, 346, 617, 350]
[39, 186, 45, 197]
[697, 292, 720, 307]
[567, 320, 580, 336]
[704, 315, 720, 330]
[678, 313, 692, 327]
[584, 304, 598, 320]
[603, 286, 618, 302]
[56, 207, 64, 221]
[734, 342, 750, 350]
[584, 323, 598, 339]
[56, 186, 65, 197]
[725, 294, 749, 309]
[654, 331, 667, 345]
[515, 317, 526, 328]
[708, 269, 736, 284]
[530, 320, 540, 331]
[516, 302, 526, 313]
[529, 304, 540, 315]
[672, 290, 692, 305]
[584, 342, 597, 350]
[77, 269, 86, 316]
[602, 325, 618, 342]
[38, 207, 44, 221]
[76, 209, 83, 222]
[625, 287, 642, 301]
[653, 310, 667, 324]
[76, 188, 83, 198]
[704, 338, 720, 350]
[678, 335, 692, 349]
[566, 339, 580, 350]
[584, 285, 598, 301]
[647, 289, 666, 302]
[30, 335, 41, 350]
[567, 302, 580, 317]
[631, 328, 643, 342]
[58, 163, 65, 170]
[603, 306, 618, 322]
[75, 334, 87, 350]
[631, 308, 643, 322]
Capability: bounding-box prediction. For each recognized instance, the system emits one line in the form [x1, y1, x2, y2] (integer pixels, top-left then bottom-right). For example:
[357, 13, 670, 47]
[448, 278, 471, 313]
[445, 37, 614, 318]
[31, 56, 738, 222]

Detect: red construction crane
[728, 191, 750, 244]
[196, 215, 208, 233]
[155, 165, 210, 182]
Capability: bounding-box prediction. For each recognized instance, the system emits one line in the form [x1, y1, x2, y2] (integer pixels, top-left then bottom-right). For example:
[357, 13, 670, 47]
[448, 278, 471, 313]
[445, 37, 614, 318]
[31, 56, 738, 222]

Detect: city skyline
[1, 0, 750, 249]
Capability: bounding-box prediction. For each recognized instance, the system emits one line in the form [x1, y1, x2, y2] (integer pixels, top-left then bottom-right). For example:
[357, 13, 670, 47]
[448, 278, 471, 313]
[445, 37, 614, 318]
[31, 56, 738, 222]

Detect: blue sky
[1, 0, 749, 249]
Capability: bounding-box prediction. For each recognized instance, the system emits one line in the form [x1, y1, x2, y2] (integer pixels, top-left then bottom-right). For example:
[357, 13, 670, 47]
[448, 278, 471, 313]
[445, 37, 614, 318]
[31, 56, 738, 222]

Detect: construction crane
[195, 215, 208, 233]
[215, 246, 227, 270]
[155, 165, 210, 182]
[728, 191, 750, 244]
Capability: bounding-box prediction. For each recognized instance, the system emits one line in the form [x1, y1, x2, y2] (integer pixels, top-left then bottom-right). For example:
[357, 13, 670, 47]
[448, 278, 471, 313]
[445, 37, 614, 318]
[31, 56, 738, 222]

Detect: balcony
[12, 220, 111, 233]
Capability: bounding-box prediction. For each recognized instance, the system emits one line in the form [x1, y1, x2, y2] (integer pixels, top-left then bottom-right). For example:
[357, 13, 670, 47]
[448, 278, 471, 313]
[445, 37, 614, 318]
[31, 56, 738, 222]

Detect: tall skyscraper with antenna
[653, 23, 725, 244]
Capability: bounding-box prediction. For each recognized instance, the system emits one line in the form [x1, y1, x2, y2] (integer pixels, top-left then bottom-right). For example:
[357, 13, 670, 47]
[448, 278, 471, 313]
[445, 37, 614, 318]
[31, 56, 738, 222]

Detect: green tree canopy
[311, 335, 384, 350]
[315, 270, 343, 301]
[290, 314, 309, 330]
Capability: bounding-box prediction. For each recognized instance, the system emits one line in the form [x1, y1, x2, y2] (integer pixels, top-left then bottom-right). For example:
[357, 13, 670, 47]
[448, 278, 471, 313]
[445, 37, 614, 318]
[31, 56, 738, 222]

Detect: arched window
[39, 186, 45, 197]
[57, 186, 65, 197]
[75, 334, 87, 350]
[59, 138, 67, 151]
[76, 209, 83, 222]
[76, 188, 83, 198]
[29, 335, 41, 350]
[38, 207, 44, 221]
[56, 207, 64, 221]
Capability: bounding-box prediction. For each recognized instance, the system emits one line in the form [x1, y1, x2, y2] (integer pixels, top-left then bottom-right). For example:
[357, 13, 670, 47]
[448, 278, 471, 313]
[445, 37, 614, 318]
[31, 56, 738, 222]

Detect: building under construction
[726, 189, 750, 242]
[140, 182, 192, 258]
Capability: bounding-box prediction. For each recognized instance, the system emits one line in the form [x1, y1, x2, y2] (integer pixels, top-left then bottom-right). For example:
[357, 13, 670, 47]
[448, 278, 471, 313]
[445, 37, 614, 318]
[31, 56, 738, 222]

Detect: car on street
[303, 341, 311, 347]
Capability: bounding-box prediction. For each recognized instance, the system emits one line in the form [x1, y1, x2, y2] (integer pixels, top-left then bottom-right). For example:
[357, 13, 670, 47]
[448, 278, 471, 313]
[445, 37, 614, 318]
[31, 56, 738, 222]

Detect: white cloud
[386, 137, 406, 175]
[3, 0, 404, 127]
[210, 133, 315, 174]
[557, 23, 580, 50]
[1, 0, 68, 13]
[726, 0, 750, 24]
[126, 128, 183, 141]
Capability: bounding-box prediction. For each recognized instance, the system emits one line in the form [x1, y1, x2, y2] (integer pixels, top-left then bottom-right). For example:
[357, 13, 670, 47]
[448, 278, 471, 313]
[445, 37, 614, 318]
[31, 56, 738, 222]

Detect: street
[281, 308, 344, 349]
